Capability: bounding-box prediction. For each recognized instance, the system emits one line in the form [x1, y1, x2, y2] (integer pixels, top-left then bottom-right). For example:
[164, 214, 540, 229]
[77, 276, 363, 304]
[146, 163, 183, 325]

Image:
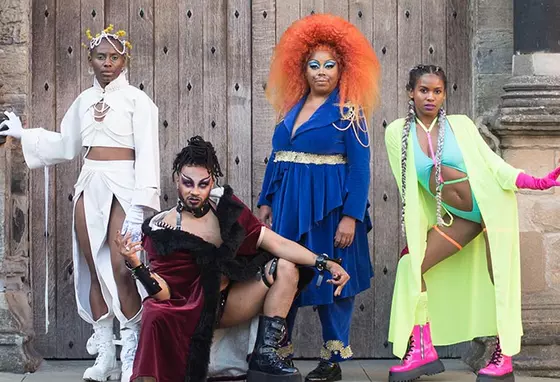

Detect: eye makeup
[307, 59, 337, 70]
[179, 172, 211, 188]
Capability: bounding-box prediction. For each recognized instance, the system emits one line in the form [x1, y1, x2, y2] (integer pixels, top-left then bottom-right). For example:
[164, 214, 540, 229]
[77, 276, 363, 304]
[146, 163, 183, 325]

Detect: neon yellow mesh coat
[385, 114, 523, 358]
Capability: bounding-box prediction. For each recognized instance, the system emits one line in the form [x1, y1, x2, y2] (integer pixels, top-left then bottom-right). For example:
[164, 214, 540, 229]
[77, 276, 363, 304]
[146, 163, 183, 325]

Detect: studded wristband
[125, 261, 162, 296]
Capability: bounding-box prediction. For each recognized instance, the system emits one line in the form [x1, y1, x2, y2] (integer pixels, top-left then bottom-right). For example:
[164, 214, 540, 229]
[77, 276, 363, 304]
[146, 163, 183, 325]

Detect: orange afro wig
[266, 13, 381, 123]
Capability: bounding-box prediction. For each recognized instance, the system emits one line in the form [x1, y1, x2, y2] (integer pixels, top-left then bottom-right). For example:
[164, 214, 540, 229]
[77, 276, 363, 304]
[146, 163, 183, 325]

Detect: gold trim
[274, 151, 347, 165]
[320, 340, 353, 360]
[277, 343, 294, 359]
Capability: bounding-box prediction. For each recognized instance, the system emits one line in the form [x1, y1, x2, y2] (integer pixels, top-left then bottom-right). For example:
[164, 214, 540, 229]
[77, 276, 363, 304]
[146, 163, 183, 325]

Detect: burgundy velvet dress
[131, 186, 272, 382]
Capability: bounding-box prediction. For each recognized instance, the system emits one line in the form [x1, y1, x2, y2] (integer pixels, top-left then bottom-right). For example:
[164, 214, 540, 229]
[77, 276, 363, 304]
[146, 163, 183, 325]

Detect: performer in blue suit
[257, 14, 381, 382]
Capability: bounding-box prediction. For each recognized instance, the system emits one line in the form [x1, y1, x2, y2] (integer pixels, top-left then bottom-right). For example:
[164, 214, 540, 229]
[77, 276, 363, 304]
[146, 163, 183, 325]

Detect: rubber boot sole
[476, 372, 515, 382]
[388, 359, 445, 382]
[305, 370, 342, 382]
[247, 370, 302, 382]
[83, 370, 121, 382]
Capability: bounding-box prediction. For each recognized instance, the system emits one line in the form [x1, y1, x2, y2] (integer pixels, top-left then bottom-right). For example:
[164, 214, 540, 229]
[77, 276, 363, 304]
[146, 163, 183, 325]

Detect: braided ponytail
[400, 99, 415, 236]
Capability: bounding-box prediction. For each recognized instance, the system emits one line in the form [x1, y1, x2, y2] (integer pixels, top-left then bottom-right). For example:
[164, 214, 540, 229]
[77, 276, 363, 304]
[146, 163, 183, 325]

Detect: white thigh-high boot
[83, 315, 120, 381]
[117, 308, 142, 382]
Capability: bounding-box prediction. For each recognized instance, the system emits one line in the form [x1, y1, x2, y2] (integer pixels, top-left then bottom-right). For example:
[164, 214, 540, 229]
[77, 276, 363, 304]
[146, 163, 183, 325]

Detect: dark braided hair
[400, 64, 448, 235]
[406, 64, 447, 92]
[173, 136, 224, 180]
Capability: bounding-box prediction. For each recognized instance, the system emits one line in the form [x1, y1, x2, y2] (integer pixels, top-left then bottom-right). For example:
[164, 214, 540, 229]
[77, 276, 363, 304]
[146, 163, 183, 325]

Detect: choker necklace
[176, 198, 212, 219]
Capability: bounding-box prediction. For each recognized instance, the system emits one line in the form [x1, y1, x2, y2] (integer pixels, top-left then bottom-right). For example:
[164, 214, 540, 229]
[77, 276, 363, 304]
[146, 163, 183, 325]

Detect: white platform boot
[83, 317, 121, 381]
[117, 309, 142, 382]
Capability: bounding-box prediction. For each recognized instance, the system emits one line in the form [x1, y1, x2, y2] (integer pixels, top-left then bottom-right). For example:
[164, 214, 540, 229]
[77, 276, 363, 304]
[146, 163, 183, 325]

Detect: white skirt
[72, 158, 146, 324]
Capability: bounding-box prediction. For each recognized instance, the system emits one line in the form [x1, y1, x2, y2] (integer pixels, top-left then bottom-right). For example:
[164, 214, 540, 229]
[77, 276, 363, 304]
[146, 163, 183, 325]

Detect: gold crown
[81, 25, 132, 56]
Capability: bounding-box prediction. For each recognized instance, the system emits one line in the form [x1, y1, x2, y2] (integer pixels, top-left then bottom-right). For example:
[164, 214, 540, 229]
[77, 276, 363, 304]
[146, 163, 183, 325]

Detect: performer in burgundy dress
[115, 136, 350, 382]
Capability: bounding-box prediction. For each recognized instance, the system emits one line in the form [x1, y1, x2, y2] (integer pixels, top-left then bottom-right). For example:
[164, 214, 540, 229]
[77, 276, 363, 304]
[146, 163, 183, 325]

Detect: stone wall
[471, 0, 513, 117]
[0, 0, 41, 373]
[495, 56, 560, 377]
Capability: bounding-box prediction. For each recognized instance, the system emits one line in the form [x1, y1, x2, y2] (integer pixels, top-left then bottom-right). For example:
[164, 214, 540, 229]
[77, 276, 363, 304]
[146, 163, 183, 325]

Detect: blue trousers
[286, 296, 355, 362]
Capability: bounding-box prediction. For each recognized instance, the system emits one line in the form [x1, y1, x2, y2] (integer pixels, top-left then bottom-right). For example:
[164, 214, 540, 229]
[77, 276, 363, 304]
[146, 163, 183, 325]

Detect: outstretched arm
[258, 227, 350, 296]
[515, 166, 560, 190]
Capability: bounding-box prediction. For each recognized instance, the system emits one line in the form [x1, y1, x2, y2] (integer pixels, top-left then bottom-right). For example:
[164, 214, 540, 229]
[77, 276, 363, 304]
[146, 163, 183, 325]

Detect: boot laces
[120, 329, 139, 371]
[315, 360, 335, 373]
[93, 339, 113, 366]
[403, 335, 415, 361]
[489, 341, 504, 366]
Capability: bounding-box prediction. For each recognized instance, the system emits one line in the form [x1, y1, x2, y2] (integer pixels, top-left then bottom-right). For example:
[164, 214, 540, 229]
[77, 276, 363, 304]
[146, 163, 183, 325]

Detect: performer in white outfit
[0, 25, 160, 382]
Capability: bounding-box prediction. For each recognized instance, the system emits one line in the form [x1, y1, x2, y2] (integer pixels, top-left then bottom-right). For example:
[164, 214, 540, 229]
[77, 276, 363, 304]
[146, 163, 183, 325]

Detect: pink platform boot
[476, 339, 515, 382]
[389, 323, 445, 382]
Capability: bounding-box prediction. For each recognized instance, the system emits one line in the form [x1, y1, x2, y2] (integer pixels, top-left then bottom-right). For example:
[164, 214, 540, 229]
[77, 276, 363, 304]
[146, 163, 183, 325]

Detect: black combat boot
[247, 315, 302, 382]
[305, 360, 342, 382]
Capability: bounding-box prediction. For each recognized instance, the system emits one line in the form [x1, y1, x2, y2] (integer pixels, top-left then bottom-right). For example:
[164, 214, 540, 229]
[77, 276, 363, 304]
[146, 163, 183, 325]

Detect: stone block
[475, 74, 511, 116]
[502, 147, 555, 177]
[515, 195, 539, 232]
[0, 0, 30, 45]
[532, 199, 560, 232]
[476, 7, 513, 30]
[474, 29, 513, 75]
[0, 292, 42, 373]
[0, 94, 27, 114]
[0, 45, 29, 95]
[519, 232, 547, 293]
[546, 233, 560, 288]
[513, 53, 560, 77]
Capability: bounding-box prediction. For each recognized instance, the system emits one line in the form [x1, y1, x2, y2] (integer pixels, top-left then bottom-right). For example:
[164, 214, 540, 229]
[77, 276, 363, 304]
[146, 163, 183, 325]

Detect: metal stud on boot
[388, 323, 445, 382]
[83, 320, 121, 381]
[476, 339, 515, 382]
[248, 316, 302, 382]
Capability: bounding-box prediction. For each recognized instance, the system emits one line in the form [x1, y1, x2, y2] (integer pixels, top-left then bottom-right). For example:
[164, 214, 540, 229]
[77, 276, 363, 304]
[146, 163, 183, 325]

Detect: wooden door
[30, 0, 471, 359]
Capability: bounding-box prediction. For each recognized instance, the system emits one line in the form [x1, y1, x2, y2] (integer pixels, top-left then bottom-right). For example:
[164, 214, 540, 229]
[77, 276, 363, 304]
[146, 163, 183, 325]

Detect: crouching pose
[116, 136, 350, 382]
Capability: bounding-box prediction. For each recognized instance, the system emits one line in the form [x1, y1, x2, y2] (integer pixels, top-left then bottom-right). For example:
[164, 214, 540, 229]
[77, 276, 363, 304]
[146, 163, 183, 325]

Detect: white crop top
[81, 108, 135, 149]
[20, 71, 161, 212]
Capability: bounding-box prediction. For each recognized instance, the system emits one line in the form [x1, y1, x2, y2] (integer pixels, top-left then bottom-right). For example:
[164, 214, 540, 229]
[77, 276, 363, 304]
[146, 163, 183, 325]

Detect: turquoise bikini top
[411, 118, 467, 193]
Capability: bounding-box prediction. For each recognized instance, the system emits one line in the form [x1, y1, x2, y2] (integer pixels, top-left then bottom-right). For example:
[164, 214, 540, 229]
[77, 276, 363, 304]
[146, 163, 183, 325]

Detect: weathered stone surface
[532, 200, 560, 232]
[0, 45, 29, 95]
[475, 74, 511, 116]
[0, 0, 39, 374]
[503, 148, 556, 177]
[474, 29, 513, 75]
[477, 5, 513, 30]
[472, 0, 513, 116]
[0, 0, 30, 45]
[515, 195, 539, 232]
[544, 234, 560, 290]
[0, 292, 42, 373]
[513, 53, 560, 77]
[519, 232, 547, 293]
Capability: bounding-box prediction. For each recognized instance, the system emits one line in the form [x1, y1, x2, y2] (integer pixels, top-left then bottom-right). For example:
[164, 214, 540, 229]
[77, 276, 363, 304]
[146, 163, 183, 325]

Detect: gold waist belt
[274, 151, 347, 165]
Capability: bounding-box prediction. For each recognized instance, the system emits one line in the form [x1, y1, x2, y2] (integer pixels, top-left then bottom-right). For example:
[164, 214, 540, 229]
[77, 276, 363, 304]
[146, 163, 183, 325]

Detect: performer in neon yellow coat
[384, 65, 560, 382]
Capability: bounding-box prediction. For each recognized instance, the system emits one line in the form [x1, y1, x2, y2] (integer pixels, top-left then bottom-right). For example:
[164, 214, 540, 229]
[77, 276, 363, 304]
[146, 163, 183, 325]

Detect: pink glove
[515, 166, 560, 190]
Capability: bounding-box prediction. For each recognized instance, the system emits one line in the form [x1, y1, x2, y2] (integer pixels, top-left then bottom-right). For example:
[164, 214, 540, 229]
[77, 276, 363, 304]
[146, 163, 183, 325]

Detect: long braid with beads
[400, 99, 416, 235]
[434, 107, 447, 226]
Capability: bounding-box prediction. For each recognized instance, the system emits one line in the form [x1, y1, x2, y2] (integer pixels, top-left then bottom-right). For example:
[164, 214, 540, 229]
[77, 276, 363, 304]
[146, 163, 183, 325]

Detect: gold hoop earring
[88, 67, 94, 75]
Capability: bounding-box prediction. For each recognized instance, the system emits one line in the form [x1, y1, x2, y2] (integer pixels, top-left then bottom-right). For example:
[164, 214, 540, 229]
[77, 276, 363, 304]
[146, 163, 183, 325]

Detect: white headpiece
[83, 25, 131, 57]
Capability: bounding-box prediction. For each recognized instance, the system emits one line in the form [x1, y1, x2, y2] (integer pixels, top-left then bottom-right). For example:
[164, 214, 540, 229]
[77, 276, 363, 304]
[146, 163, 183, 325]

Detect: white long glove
[121, 205, 145, 243]
[0, 111, 23, 139]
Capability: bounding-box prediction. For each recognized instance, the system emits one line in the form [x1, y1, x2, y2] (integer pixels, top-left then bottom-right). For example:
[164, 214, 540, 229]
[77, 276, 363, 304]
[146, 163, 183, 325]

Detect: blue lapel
[284, 88, 342, 139]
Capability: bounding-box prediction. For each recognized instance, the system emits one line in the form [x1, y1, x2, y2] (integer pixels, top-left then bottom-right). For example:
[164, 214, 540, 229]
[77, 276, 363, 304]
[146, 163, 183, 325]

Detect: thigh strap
[260, 257, 279, 288]
[433, 225, 463, 250]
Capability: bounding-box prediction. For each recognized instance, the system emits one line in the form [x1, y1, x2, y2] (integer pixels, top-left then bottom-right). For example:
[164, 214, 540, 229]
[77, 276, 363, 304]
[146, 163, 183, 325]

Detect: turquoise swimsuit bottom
[412, 121, 482, 224]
